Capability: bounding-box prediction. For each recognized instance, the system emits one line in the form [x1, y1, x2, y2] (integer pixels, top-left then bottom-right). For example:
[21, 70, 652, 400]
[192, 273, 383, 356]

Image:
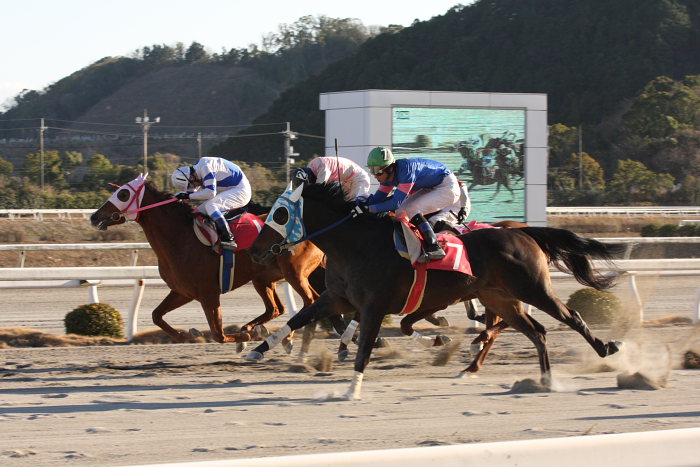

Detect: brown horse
[245, 183, 624, 399]
[89, 174, 325, 347]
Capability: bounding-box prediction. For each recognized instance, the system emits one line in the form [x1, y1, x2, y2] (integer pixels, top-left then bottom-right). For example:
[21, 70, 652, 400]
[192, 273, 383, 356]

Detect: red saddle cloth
[193, 212, 264, 253]
[398, 221, 474, 316]
[228, 213, 264, 252]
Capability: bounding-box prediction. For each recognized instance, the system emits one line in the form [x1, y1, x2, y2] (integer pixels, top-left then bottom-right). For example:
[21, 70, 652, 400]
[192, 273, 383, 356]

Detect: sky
[0, 0, 467, 110]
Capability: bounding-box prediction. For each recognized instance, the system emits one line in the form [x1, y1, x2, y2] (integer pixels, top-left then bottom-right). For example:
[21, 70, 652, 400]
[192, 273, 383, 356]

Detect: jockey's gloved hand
[175, 192, 190, 200]
[457, 208, 467, 224]
[351, 201, 370, 217]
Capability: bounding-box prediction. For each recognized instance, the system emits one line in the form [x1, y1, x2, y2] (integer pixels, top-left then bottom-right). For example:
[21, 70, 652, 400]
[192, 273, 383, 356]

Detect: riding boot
[411, 213, 446, 261]
[213, 216, 237, 250]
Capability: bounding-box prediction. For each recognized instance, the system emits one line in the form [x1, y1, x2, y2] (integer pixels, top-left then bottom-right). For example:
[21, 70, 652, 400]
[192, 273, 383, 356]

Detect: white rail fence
[2, 207, 700, 220]
[1, 241, 700, 341]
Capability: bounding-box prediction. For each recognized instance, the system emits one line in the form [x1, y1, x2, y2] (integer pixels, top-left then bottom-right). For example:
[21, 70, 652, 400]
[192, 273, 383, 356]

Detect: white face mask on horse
[106, 173, 148, 222]
[264, 183, 306, 251]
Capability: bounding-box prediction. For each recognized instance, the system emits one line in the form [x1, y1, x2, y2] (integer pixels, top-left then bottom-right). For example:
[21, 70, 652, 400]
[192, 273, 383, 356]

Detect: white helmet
[172, 166, 192, 192]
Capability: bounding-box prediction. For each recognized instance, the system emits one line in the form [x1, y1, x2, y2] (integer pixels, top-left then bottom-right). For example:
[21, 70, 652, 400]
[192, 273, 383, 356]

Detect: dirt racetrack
[2, 279, 700, 466]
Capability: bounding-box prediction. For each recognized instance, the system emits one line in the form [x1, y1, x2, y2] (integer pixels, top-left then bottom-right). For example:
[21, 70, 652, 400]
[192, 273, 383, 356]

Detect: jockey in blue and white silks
[172, 157, 251, 249]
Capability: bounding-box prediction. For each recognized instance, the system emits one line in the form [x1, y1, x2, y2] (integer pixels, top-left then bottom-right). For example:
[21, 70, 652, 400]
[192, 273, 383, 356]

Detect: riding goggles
[370, 165, 389, 176]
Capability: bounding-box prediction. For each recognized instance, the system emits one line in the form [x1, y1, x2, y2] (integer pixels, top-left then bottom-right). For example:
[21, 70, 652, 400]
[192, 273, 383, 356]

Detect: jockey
[171, 156, 252, 249]
[292, 156, 371, 201]
[358, 146, 461, 261]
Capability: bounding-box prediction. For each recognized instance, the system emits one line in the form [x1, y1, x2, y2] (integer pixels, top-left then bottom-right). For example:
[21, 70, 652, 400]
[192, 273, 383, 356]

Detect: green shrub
[677, 224, 700, 237]
[65, 303, 124, 338]
[566, 287, 624, 326]
[657, 224, 678, 237]
[640, 224, 659, 237]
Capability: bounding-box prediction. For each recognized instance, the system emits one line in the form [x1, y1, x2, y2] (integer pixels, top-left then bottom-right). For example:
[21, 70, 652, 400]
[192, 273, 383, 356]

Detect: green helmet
[367, 146, 395, 168]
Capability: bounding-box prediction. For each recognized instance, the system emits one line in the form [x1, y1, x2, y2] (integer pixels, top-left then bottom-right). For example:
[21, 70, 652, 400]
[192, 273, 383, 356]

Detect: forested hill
[215, 0, 700, 162]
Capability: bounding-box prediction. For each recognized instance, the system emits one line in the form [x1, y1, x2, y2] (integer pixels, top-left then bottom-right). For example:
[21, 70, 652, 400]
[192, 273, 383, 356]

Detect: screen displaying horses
[392, 106, 526, 222]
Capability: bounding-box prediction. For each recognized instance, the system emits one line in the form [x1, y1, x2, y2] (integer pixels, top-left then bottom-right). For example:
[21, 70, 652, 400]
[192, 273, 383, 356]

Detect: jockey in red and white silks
[307, 156, 371, 201]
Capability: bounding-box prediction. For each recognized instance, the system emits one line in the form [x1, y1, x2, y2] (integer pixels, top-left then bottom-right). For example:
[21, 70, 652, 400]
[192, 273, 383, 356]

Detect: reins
[268, 211, 354, 256]
[110, 181, 179, 222]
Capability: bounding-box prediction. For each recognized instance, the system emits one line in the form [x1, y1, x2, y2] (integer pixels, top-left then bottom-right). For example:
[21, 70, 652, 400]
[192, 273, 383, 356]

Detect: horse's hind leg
[516, 282, 620, 358]
[152, 291, 194, 342]
[464, 312, 509, 374]
[481, 301, 551, 385]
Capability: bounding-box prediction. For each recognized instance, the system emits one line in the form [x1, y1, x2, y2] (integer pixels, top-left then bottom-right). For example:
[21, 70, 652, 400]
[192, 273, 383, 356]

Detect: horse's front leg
[244, 292, 339, 362]
[152, 291, 194, 342]
[400, 307, 450, 348]
[282, 265, 322, 357]
[346, 309, 385, 400]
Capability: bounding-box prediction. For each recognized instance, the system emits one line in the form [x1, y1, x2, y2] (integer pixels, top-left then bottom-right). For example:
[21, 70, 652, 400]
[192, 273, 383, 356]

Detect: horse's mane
[145, 181, 197, 219]
[302, 182, 353, 212]
[302, 182, 392, 223]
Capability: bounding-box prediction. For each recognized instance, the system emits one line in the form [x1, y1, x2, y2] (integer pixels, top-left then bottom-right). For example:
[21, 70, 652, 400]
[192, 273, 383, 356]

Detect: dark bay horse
[245, 183, 624, 399]
[89, 174, 325, 347]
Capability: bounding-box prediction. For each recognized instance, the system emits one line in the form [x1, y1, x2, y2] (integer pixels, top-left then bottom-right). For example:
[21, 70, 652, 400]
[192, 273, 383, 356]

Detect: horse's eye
[116, 189, 131, 202]
[272, 207, 289, 225]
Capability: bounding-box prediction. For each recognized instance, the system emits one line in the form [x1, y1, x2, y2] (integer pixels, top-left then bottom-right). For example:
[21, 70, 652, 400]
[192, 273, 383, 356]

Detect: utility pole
[578, 125, 583, 190]
[283, 122, 298, 185]
[39, 118, 47, 190]
[135, 109, 159, 170]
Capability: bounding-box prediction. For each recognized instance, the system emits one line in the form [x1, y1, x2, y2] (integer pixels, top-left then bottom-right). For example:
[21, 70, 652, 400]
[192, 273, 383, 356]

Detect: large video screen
[392, 106, 526, 222]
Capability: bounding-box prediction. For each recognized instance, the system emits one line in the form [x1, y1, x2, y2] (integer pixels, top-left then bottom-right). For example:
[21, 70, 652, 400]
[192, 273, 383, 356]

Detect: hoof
[189, 328, 202, 337]
[254, 325, 270, 339]
[244, 351, 264, 362]
[236, 341, 248, 353]
[607, 340, 624, 356]
[434, 335, 452, 346]
[436, 316, 449, 327]
[284, 341, 294, 355]
[338, 349, 349, 362]
[374, 337, 389, 348]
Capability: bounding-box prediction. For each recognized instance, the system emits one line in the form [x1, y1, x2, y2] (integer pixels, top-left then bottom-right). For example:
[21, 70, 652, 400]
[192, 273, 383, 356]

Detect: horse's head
[249, 183, 305, 265]
[90, 174, 149, 230]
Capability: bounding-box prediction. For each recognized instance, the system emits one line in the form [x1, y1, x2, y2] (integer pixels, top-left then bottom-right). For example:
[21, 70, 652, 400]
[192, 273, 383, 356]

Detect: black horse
[246, 183, 624, 399]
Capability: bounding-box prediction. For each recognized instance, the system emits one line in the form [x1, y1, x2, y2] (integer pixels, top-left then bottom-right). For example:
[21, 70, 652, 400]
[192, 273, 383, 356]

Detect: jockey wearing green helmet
[359, 146, 464, 262]
[366, 146, 395, 175]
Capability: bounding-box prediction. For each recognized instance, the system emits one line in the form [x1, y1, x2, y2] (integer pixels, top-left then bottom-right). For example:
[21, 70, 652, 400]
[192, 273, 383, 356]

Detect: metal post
[135, 109, 159, 170]
[39, 118, 46, 190]
[578, 125, 583, 190]
[283, 122, 298, 185]
[197, 132, 203, 158]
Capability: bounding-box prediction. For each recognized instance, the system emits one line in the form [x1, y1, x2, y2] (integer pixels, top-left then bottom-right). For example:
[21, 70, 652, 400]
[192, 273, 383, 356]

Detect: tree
[608, 159, 675, 203]
[24, 150, 66, 188]
[185, 42, 209, 63]
[0, 156, 13, 177]
[548, 124, 579, 168]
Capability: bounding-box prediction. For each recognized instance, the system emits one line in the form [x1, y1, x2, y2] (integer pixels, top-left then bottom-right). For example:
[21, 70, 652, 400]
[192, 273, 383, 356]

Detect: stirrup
[219, 237, 237, 250]
[425, 245, 446, 261]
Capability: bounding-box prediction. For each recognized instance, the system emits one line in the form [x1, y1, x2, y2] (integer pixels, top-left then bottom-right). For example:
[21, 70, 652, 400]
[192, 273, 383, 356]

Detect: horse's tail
[518, 227, 625, 290]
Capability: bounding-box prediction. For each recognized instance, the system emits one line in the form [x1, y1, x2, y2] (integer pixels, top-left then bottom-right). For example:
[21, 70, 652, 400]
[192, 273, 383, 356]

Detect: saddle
[393, 219, 496, 316]
[193, 212, 263, 253]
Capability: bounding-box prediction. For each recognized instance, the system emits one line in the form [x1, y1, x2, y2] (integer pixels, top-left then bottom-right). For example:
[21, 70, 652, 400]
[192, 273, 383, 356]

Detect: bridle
[106, 175, 178, 223]
[264, 186, 353, 256]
